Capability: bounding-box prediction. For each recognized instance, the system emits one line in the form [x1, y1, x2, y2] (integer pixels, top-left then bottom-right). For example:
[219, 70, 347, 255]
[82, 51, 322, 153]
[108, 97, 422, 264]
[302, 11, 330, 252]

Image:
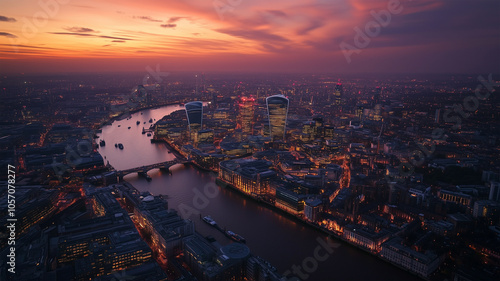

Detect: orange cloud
[0, 0, 497, 74]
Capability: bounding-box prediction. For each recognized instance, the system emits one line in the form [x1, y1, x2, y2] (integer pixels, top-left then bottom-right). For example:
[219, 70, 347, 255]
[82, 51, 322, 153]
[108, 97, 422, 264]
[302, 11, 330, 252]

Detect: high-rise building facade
[334, 83, 343, 105]
[238, 96, 255, 134]
[185, 101, 203, 131]
[266, 95, 289, 141]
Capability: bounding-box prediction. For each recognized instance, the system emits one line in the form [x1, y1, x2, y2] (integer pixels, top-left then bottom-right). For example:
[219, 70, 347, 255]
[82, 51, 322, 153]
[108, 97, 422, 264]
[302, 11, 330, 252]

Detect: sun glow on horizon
[0, 0, 498, 73]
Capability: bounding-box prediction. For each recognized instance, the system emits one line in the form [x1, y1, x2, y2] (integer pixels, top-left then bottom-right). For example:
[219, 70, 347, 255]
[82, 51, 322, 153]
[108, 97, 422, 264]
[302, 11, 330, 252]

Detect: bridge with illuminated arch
[116, 159, 189, 180]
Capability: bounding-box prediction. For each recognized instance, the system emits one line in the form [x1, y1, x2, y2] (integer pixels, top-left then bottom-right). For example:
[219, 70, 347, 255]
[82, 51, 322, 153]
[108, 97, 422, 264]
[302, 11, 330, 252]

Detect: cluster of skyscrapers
[5, 72, 499, 280]
[185, 94, 289, 141]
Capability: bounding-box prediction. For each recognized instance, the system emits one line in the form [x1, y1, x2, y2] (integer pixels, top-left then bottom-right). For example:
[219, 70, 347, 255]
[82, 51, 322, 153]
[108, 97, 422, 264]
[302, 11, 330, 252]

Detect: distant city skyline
[0, 0, 499, 74]
[1, 69, 499, 281]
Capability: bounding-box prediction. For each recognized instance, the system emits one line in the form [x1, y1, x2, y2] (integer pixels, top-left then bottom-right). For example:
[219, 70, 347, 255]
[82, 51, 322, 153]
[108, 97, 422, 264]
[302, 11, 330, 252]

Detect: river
[96, 104, 421, 281]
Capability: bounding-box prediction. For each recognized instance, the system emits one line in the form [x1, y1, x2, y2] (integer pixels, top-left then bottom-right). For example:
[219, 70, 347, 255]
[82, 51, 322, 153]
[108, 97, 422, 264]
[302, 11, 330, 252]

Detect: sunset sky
[0, 0, 499, 74]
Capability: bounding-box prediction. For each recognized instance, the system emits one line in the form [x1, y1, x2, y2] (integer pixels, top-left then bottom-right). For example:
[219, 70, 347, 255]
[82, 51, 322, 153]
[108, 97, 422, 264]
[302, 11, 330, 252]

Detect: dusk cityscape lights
[1, 1, 500, 281]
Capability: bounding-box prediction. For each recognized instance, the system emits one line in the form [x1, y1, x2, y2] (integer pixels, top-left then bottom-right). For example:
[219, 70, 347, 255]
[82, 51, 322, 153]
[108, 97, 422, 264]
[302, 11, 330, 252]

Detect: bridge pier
[159, 166, 172, 174]
[138, 170, 152, 181]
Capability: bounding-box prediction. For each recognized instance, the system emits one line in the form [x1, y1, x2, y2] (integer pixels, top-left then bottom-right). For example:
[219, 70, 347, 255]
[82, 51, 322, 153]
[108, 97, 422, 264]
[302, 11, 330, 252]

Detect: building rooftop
[219, 243, 250, 260]
[382, 237, 439, 264]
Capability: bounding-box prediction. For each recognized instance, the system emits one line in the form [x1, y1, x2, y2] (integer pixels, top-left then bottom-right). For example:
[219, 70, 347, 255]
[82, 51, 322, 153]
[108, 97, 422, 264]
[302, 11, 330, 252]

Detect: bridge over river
[115, 159, 189, 180]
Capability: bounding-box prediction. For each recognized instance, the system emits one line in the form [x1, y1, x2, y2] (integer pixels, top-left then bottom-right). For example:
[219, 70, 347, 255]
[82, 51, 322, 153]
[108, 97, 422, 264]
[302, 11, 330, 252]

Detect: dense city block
[0, 72, 499, 280]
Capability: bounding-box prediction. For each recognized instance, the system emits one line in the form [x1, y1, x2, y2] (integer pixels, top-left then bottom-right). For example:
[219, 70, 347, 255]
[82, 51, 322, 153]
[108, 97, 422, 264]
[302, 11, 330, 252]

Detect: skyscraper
[334, 82, 343, 105]
[373, 87, 381, 106]
[185, 101, 203, 131]
[195, 74, 198, 95]
[355, 104, 364, 120]
[266, 95, 289, 141]
[238, 96, 255, 134]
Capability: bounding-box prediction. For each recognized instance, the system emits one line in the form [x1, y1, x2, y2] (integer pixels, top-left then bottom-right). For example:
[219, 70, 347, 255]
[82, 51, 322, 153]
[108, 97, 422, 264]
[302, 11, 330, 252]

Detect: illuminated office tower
[185, 101, 203, 132]
[355, 104, 364, 120]
[266, 94, 289, 141]
[301, 121, 316, 142]
[238, 96, 255, 134]
[334, 82, 343, 105]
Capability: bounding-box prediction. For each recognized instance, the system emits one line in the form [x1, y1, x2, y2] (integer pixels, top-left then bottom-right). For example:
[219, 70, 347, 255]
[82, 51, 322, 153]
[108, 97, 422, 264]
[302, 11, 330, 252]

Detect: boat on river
[226, 230, 246, 243]
[203, 216, 217, 226]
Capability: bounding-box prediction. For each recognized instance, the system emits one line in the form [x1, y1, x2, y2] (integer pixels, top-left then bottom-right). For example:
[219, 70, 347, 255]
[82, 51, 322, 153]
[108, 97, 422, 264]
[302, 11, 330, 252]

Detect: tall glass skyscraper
[238, 96, 255, 134]
[266, 95, 289, 141]
[185, 101, 203, 131]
